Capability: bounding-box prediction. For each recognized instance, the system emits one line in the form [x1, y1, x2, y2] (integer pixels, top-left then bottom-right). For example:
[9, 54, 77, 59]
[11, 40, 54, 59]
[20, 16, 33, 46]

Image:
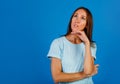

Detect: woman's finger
[95, 64, 99, 68]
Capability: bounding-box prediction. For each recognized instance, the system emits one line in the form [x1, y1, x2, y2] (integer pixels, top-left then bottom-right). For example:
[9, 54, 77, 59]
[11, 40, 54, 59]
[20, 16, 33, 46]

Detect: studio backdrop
[0, 0, 120, 84]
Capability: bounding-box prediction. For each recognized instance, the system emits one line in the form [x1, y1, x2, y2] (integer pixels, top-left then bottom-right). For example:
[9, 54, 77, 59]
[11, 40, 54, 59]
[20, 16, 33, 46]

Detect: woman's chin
[72, 29, 81, 32]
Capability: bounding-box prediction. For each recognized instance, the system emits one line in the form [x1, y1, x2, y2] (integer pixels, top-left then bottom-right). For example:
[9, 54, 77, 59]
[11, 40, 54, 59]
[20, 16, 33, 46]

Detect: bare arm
[51, 58, 88, 83]
[83, 42, 94, 75]
[72, 31, 98, 75]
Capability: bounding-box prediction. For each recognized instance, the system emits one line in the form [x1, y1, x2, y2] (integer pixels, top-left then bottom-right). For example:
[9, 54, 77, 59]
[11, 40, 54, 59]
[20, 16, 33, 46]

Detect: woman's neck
[66, 34, 82, 44]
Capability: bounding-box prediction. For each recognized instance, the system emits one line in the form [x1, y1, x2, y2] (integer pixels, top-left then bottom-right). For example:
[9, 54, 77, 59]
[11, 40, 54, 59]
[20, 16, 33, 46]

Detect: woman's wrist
[81, 71, 90, 78]
[84, 41, 90, 46]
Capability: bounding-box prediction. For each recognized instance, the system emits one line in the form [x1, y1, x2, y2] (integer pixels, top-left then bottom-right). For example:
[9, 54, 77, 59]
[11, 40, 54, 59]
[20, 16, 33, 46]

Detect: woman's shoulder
[51, 36, 65, 44]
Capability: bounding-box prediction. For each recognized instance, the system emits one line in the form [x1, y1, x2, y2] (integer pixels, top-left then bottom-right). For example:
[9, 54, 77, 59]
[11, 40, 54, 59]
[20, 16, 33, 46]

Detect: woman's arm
[83, 42, 94, 75]
[51, 58, 88, 83]
[72, 31, 98, 75]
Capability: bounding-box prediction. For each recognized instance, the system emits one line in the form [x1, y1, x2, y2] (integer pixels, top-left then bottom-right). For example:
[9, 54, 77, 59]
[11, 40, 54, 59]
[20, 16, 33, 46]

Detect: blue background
[0, 0, 120, 84]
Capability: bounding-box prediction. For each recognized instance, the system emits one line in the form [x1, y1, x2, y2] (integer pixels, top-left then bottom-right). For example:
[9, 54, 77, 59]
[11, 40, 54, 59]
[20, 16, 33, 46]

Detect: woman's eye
[73, 15, 77, 17]
[82, 17, 86, 20]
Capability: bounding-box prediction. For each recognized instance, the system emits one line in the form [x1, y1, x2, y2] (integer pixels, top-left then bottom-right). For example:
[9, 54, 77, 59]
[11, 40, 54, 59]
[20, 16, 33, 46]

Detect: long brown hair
[65, 7, 94, 43]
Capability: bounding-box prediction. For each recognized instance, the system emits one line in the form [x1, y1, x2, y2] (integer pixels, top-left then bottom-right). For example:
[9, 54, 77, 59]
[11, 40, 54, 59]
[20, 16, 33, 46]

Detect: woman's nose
[75, 18, 80, 23]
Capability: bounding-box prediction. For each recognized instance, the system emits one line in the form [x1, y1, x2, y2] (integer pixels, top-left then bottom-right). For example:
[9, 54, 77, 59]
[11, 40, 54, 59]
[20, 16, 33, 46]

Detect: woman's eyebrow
[74, 13, 78, 15]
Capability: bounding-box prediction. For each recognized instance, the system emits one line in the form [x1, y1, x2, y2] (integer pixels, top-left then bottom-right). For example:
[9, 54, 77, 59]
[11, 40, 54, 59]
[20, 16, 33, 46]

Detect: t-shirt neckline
[63, 36, 83, 45]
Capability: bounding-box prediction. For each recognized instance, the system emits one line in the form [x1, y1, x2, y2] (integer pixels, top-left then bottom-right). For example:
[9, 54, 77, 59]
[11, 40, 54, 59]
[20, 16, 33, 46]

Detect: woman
[47, 7, 99, 84]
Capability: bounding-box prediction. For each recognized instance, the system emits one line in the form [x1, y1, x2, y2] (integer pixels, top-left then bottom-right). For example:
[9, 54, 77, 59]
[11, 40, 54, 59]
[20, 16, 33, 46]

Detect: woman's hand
[71, 31, 90, 44]
[88, 64, 99, 77]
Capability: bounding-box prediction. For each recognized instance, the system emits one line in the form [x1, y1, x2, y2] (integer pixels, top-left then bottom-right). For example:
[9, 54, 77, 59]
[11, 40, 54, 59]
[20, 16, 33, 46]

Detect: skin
[71, 9, 87, 32]
[51, 9, 99, 83]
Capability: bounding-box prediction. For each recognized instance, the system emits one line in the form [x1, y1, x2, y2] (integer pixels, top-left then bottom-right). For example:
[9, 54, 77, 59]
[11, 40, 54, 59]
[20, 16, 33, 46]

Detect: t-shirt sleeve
[91, 43, 97, 60]
[47, 39, 62, 60]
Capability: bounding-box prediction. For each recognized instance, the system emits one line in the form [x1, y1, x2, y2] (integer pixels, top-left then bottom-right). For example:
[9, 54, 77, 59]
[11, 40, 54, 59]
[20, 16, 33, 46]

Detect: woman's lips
[73, 24, 78, 27]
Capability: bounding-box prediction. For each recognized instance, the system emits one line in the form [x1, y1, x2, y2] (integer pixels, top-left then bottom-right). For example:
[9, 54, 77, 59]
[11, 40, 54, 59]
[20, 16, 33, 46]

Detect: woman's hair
[65, 7, 94, 43]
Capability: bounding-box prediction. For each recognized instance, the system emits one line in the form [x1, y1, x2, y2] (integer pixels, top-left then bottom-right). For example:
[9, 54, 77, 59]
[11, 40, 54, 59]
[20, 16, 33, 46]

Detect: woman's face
[71, 9, 87, 32]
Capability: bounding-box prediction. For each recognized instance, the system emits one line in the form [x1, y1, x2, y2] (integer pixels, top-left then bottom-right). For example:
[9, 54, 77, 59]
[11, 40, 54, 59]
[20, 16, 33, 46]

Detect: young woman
[47, 7, 99, 84]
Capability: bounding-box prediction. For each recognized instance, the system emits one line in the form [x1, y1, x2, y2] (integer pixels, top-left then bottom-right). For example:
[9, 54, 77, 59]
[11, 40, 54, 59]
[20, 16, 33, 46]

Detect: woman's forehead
[74, 9, 87, 16]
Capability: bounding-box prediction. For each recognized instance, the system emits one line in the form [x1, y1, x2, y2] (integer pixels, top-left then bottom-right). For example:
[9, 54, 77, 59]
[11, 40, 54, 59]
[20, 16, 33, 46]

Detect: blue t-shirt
[47, 36, 97, 84]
